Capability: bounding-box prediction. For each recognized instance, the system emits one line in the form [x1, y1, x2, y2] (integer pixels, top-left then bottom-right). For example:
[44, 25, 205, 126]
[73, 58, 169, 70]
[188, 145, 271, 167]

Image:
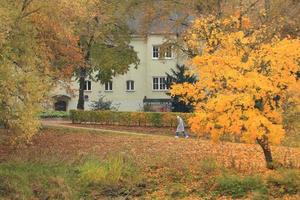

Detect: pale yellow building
[52, 34, 185, 112]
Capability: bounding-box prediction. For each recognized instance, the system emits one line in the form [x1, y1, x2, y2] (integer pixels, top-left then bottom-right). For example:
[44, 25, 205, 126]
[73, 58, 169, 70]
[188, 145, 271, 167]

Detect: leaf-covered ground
[2, 127, 300, 171]
[0, 127, 299, 199]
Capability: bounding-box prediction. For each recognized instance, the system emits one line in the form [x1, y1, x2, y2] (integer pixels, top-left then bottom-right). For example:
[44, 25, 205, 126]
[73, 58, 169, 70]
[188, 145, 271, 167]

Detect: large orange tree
[171, 16, 300, 169]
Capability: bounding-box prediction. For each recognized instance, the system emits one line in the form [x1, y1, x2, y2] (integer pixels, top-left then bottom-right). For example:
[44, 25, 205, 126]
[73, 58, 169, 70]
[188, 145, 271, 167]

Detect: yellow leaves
[172, 16, 300, 147]
[242, 17, 251, 29]
[268, 125, 285, 145]
[211, 129, 221, 142]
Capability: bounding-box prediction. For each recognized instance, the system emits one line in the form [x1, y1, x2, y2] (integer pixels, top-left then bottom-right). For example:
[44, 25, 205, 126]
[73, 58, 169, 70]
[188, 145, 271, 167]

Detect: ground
[0, 125, 299, 199]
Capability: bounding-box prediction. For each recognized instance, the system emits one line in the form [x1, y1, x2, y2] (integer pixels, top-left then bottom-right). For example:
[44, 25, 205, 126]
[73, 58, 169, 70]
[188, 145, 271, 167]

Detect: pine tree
[166, 65, 197, 112]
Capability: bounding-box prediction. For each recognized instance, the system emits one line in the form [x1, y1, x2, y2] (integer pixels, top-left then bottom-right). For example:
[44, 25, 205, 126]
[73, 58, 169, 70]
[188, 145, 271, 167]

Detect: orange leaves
[28, 1, 84, 79]
[172, 16, 300, 146]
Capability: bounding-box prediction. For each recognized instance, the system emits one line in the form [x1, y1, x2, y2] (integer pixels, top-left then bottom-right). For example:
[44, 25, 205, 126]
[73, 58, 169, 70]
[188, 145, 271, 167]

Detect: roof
[127, 12, 193, 36]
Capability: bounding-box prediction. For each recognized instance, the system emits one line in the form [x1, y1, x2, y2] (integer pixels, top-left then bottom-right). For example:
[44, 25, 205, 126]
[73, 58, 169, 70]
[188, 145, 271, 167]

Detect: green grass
[0, 154, 143, 200]
[267, 169, 300, 197]
[0, 161, 74, 199]
[77, 155, 143, 198]
[215, 173, 266, 198]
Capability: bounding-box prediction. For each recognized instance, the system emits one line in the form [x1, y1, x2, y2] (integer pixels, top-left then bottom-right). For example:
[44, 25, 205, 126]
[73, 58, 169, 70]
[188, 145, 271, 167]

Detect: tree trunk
[264, 0, 271, 19]
[77, 68, 86, 110]
[77, 38, 92, 110]
[257, 137, 274, 169]
[216, 0, 222, 18]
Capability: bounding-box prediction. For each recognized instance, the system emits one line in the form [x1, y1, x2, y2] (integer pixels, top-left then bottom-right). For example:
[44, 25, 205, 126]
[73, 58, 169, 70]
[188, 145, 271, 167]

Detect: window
[152, 45, 172, 59]
[164, 46, 172, 58]
[105, 81, 113, 91]
[153, 77, 170, 91]
[153, 77, 159, 90]
[126, 80, 135, 91]
[84, 80, 92, 91]
[152, 46, 159, 58]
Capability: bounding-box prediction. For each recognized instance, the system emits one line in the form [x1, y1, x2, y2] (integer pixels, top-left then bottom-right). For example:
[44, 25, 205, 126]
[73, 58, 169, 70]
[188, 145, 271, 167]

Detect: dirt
[67, 123, 192, 136]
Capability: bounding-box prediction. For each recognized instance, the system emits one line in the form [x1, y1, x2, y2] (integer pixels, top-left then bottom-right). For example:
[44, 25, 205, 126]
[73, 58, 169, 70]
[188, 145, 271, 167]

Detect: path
[42, 120, 166, 137]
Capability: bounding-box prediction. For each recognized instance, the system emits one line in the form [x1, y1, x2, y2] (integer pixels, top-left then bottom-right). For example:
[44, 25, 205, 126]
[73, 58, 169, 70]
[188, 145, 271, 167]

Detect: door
[54, 101, 67, 111]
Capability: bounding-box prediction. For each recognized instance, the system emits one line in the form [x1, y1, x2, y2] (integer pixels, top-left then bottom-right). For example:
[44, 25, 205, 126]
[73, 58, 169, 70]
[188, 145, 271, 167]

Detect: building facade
[52, 34, 185, 112]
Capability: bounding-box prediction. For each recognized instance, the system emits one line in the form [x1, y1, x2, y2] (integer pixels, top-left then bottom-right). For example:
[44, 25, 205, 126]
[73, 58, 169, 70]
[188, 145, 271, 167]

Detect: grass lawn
[0, 127, 299, 199]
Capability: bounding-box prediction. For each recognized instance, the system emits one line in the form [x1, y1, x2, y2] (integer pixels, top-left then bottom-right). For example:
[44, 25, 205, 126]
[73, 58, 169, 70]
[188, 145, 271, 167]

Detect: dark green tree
[166, 64, 197, 112]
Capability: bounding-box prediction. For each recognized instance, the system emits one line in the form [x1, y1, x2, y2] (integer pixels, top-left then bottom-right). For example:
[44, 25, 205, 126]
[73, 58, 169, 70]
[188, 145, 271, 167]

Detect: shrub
[39, 110, 69, 119]
[78, 155, 143, 198]
[90, 94, 118, 111]
[162, 113, 176, 127]
[69, 110, 193, 128]
[267, 169, 300, 197]
[148, 112, 163, 127]
[79, 155, 140, 186]
[215, 173, 266, 198]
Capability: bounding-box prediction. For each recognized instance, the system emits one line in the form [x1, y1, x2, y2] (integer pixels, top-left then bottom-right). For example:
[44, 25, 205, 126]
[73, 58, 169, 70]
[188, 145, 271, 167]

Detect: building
[52, 33, 186, 112]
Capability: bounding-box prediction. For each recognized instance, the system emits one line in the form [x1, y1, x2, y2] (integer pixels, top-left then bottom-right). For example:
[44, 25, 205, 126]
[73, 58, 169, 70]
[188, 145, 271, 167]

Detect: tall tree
[0, 0, 82, 144]
[166, 65, 197, 112]
[74, 0, 139, 110]
[171, 16, 300, 169]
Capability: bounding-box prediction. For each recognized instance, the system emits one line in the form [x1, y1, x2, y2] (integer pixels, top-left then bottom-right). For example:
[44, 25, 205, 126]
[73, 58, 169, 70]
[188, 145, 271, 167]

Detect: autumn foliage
[171, 16, 300, 168]
[0, 0, 82, 144]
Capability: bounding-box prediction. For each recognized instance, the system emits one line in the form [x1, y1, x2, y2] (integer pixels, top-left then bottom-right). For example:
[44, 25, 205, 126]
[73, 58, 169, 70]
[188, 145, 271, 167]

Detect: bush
[215, 173, 266, 198]
[39, 110, 69, 119]
[267, 169, 300, 197]
[78, 155, 143, 198]
[69, 110, 193, 127]
[148, 112, 163, 127]
[90, 94, 118, 111]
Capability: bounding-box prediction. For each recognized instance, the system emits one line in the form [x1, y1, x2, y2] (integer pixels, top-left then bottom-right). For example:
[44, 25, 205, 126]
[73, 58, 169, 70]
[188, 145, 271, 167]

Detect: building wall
[52, 34, 184, 111]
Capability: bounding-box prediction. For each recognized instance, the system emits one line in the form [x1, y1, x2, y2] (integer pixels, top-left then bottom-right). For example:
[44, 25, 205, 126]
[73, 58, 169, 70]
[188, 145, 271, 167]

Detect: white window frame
[152, 45, 160, 59]
[104, 81, 113, 91]
[126, 80, 135, 91]
[164, 46, 173, 59]
[152, 76, 170, 91]
[152, 45, 173, 59]
[84, 80, 92, 91]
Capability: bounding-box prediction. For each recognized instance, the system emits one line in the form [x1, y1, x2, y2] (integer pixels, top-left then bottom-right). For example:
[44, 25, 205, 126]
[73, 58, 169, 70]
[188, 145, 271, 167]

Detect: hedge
[69, 110, 194, 127]
[39, 111, 69, 119]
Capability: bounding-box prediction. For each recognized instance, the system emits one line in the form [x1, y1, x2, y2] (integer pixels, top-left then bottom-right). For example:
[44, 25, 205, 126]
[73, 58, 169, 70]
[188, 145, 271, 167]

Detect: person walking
[175, 116, 189, 138]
